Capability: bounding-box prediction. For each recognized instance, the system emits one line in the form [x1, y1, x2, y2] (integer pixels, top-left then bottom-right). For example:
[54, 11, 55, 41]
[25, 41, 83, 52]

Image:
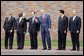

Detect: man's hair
[18, 12, 23, 17]
[73, 10, 77, 13]
[59, 9, 64, 14]
[40, 9, 45, 12]
[32, 11, 35, 14]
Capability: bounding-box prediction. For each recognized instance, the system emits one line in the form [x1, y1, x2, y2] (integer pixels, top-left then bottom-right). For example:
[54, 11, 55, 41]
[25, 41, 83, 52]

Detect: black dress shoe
[56, 49, 62, 50]
[42, 48, 47, 50]
[48, 48, 51, 50]
[5, 47, 8, 49]
[34, 48, 37, 50]
[17, 48, 21, 49]
[62, 49, 65, 50]
[9, 48, 12, 49]
[29, 48, 34, 50]
[77, 49, 80, 51]
[70, 49, 76, 51]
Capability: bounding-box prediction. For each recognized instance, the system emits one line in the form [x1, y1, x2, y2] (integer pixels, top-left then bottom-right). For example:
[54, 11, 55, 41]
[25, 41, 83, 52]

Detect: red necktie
[60, 16, 62, 21]
[42, 15, 44, 23]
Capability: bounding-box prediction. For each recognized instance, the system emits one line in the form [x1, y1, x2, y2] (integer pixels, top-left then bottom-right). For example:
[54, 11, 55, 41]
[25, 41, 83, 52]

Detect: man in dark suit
[16, 12, 27, 49]
[24, 11, 40, 50]
[3, 12, 16, 49]
[69, 10, 81, 51]
[57, 9, 68, 50]
[35, 9, 51, 50]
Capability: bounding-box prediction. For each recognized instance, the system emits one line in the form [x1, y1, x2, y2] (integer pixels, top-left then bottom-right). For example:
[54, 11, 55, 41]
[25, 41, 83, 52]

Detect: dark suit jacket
[16, 17, 27, 34]
[69, 16, 81, 33]
[3, 16, 16, 32]
[24, 17, 40, 33]
[58, 15, 68, 33]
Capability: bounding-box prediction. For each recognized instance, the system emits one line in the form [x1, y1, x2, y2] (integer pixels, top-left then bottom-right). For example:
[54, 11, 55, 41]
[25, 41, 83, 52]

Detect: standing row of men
[3, 9, 81, 51]
[57, 10, 81, 51]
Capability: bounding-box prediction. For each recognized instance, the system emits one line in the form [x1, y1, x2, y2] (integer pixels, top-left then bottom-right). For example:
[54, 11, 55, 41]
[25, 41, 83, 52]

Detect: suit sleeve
[24, 18, 27, 32]
[77, 17, 81, 32]
[11, 17, 16, 30]
[69, 18, 71, 31]
[36, 17, 40, 23]
[36, 17, 40, 31]
[15, 18, 18, 30]
[64, 17, 68, 31]
[48, 15, 51, 29]
[3, 17, 7, 30]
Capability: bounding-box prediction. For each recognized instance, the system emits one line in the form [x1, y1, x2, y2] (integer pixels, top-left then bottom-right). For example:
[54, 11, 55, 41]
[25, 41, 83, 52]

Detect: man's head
[72, 10, 77, 16]
[59, 9, 64, 16]
[31, 11, 35, 17]
[6, 11, 12, 17]
[40, 9, 45, 15]
[18, 12, 23, 17]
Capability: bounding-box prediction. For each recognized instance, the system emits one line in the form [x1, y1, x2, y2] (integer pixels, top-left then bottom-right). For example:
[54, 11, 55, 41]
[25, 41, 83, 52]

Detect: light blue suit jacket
[38, 14, 51, 32]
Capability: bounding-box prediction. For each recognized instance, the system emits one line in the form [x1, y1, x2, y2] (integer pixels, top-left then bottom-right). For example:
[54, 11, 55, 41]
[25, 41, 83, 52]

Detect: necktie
[42, 15, 44, 23]
[60, 16, 62, 21]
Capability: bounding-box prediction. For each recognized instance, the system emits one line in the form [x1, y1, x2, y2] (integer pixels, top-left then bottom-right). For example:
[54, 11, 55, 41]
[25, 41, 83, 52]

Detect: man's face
[23, 13, 25, 17]
[73, 10, 76, 16]
[31, 12, 35, 17]
[59, 12, 62, 16]
[40, 10, 44, 15]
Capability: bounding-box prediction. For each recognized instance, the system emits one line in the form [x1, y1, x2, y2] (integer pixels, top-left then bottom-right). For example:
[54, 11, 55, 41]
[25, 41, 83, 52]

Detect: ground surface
[1, 46, 83, 55]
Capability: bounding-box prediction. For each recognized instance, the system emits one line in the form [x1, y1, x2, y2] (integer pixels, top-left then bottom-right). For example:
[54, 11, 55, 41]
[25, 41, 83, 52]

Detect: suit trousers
[71, 32, 80, 50]
[30, 32, 38, 49]
[5, 31, 14, 49]
[17, 32, 25, 49]
[41, 29, 51, 49]
[58, 31, 66, 50]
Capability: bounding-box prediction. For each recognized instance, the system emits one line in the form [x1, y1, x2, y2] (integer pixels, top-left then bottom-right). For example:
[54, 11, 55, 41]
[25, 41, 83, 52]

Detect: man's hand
[37, 31, 39, 34]
[35, 19, 38, 22]
[2, 29, 4, 31]
[77, 30, 79, 33]
[24, 32, 26, 34]
[10, 30, 12, 33]
[68, 31, 71, 33]
[14, 30, 16, 33]
[48, 28, 51, 31]
[64, 31, 66, 33]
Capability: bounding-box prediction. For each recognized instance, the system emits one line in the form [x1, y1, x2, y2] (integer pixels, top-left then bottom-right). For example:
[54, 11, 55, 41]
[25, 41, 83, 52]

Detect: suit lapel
[7, 17, 11, 22]
[19, 17, 23, 24]
[74, 16, 77, 22]
[40, 16, 42, 23]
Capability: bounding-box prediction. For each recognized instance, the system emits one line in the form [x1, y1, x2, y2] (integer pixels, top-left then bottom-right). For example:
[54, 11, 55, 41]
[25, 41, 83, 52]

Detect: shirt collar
[20, 17, 22, 19]
[62, 14, 64, 18]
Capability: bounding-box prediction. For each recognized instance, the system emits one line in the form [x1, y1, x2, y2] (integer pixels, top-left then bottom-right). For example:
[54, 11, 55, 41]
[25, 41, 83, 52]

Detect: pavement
[1, 46, 83, 55]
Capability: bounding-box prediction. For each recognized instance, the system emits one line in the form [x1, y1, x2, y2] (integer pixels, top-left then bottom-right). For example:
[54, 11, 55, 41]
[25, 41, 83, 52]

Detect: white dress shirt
[32, 16, 35, 23]
[19, 17, 22, 23]
[73, 16, 76, 21]
[8, 16, 11, 21]
[62, 14, 64, 19]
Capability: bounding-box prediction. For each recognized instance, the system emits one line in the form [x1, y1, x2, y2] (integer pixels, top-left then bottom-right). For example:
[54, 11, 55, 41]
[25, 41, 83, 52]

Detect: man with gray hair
[35, 9, 51, 50]
[69, 10, 81, 51]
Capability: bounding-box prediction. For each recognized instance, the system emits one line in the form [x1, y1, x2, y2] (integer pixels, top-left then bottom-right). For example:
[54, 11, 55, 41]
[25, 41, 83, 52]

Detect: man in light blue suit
[35, 9, 51, 50]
